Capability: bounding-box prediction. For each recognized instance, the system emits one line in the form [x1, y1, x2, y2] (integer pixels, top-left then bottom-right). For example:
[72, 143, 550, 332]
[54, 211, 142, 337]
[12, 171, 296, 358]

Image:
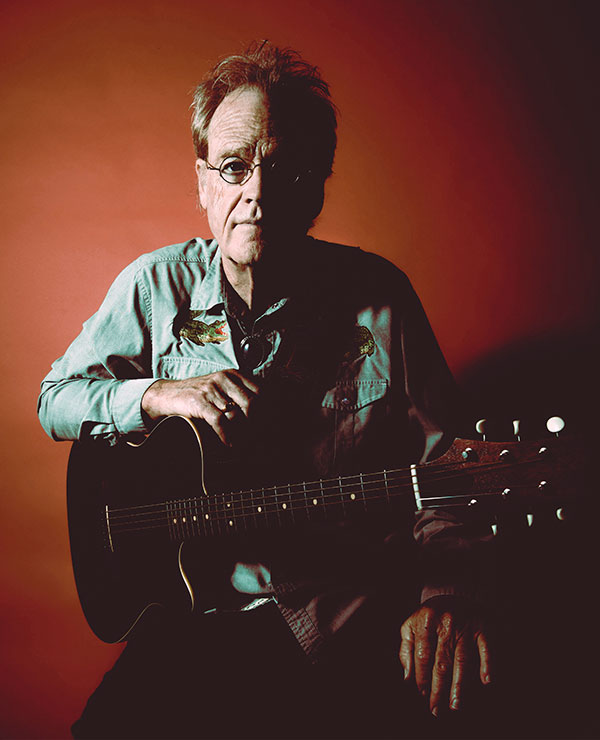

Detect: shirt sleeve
[37, 260, 157, 443]
[394, 273, 493, 603]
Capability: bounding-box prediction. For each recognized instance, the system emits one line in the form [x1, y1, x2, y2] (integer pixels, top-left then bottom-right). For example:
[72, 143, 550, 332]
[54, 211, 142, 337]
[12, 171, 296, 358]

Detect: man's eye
[221, 159, 247, 174]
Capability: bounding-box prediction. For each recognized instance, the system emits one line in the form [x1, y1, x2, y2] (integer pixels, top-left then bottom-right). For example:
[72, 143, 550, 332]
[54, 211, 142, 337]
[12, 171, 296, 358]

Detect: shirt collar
[192, 236, 317, 319]
[193, 240, 226, 313]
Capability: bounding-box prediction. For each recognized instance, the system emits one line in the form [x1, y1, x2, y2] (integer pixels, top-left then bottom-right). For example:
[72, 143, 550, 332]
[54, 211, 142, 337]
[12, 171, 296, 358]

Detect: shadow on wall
[455, 325, 600, 739]
[458, 323, 600, 440]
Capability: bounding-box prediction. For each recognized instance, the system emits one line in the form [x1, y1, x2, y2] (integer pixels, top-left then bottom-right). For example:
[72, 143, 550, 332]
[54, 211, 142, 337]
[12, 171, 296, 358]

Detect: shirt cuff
[421, 585, 476, 603]
[112, 378, 159, 435]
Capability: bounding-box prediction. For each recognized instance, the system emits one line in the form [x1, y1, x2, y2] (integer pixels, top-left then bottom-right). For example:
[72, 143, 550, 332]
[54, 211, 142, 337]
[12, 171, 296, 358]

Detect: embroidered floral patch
[343, 325, 376, 362]
[179, 312, 229, 346]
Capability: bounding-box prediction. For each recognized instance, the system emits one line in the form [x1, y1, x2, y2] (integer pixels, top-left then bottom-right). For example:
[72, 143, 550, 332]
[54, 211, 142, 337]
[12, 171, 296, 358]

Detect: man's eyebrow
[212, 145, 253, 161]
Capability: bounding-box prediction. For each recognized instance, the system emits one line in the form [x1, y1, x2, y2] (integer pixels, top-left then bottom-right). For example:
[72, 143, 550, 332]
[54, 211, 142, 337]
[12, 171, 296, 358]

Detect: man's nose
[243, 164, 263, 201]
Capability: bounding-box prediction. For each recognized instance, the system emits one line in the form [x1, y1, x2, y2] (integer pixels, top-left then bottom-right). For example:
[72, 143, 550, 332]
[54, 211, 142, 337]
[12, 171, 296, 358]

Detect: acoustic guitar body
[67, 416, 243, 643]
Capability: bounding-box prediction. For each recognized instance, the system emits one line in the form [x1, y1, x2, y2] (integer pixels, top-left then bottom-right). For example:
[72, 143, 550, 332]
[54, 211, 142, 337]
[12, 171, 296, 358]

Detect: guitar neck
[101, 417, 584, 551]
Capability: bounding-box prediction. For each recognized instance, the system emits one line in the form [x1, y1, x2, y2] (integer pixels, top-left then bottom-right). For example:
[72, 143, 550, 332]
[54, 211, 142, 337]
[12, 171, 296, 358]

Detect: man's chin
[225, 238, 268, 268]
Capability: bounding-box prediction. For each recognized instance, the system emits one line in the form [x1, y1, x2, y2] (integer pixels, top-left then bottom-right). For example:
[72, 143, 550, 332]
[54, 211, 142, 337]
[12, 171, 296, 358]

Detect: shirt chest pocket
[319, 379, 389, 470]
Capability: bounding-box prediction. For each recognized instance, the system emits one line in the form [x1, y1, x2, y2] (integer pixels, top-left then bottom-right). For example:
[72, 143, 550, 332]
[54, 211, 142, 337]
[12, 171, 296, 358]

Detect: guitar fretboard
[108, 467, 420, 544]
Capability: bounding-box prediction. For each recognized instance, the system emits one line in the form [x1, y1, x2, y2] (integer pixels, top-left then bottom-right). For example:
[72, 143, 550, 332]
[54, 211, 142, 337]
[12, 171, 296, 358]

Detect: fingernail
[450, 699, 459, 711]
[483, 673, 491, 684]
[431, 706, 438, 718]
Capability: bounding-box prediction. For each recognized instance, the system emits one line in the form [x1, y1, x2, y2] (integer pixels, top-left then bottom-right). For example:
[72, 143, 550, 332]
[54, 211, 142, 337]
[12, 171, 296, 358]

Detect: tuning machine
[546, 416, 565, 437]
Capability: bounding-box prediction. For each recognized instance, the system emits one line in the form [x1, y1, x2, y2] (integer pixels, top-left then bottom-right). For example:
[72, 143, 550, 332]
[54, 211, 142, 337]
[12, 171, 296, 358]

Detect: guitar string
[106, 456, 535, 518]
[108, 481, 542, 536]
[106, 463, 454, 516]
[107, 491, 513, 536]
[108, 487, 541, 537]
[107, 474, 545, 534]
[107, 457, 542, 527]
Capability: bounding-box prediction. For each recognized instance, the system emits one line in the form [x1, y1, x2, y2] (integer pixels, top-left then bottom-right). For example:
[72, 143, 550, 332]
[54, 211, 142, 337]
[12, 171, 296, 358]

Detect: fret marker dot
[350, 493, 356, 501]
[182, 517, 186, 523]
[205, 514, 209, 520]
[193, 516, 197, 521]
[227, 503, 231, 508]
[282, 503, 287, 510]
[173, 518, 177, 524]
[313, 498, 318, 505]
[257, 506, 262, 513]
[229, 520, 233, 527]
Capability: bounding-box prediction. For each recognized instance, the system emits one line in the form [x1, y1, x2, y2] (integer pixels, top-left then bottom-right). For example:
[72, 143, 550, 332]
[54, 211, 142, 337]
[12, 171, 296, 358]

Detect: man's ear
[195, 159, 207, 210]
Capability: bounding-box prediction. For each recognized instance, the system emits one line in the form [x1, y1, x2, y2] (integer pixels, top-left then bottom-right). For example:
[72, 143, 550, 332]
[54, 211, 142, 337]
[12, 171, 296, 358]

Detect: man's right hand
[141, 369, 259, 446]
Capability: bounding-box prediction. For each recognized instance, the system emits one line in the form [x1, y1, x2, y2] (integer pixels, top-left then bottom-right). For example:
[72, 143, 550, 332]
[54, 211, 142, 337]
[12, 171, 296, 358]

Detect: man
[39, 42, 492, 739]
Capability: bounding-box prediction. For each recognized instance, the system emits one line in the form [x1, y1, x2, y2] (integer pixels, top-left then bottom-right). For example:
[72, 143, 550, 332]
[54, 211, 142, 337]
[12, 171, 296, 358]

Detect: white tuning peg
[512, 419, 521, 441]
[546, 416, 565, 436]
[491, 522, 498, 536]
[475, 419, 487, 441]
[526, 513, 534, 527]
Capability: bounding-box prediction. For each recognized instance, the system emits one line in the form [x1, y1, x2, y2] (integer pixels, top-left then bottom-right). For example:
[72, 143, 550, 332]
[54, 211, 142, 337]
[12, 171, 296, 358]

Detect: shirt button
[340, 397, 351, 409]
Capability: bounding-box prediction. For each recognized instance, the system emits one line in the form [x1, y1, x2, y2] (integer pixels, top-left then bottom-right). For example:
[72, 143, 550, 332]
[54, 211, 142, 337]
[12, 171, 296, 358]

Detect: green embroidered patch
[344, 325, 376, 362]
[180, 312, 229, 346]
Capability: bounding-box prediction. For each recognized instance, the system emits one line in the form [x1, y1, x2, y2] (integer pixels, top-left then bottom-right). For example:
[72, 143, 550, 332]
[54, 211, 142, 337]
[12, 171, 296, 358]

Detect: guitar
[67, 414, 587, 643]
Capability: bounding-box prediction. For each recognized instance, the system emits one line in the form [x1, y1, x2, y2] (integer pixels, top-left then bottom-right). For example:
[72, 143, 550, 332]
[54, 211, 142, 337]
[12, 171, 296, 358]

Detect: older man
[39, 43, 491, 739]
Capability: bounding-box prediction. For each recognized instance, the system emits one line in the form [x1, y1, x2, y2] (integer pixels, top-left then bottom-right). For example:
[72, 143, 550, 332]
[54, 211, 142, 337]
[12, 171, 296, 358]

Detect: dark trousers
[72, 599, 457, 740]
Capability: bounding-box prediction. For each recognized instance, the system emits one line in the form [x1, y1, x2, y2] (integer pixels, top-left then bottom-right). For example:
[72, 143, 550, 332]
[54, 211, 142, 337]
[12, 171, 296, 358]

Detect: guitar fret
[249, 487, 257, 530]
[184, 498, 192, 540]
[207, 496, 216, 537]
[194, 497, 202, 538]
[320, 479, 326, 521]
[274, 485, 281, 527]
[359, 472, 367, 511]
[339, 475, 346, 518]
[287, 484, 295, 525]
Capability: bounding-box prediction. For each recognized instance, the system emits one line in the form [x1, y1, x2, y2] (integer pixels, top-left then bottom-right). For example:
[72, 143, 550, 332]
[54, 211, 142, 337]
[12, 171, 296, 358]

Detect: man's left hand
[399, 596, 491, 717]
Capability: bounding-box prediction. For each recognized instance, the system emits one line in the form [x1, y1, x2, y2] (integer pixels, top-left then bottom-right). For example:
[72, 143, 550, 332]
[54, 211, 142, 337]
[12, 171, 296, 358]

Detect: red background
[1, 1, 598, 737]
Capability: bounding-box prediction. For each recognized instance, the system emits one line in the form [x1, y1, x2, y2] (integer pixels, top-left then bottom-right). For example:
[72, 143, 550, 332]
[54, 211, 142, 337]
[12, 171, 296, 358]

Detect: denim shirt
[38, 237, 479, 659]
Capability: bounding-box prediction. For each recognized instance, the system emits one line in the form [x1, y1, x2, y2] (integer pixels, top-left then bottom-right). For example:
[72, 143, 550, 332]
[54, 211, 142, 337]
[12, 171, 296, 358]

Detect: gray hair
[191, 41, 337, 179]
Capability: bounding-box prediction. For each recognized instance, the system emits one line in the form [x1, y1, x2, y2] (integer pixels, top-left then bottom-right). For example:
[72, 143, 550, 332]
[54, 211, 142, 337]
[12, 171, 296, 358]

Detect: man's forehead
[206, 87, 279, 158]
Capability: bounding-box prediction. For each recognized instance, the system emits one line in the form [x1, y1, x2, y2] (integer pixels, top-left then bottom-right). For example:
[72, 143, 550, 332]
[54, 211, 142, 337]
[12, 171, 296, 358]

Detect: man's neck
[222, 259, 255, 310]
[221, 239, 308, 314]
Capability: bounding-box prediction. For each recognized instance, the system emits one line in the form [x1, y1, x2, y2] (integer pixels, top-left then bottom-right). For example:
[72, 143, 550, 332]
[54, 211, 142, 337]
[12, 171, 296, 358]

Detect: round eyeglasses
[205, 156, 311, 186]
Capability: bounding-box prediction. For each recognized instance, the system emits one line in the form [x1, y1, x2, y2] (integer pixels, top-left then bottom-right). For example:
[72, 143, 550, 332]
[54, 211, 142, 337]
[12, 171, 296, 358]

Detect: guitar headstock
[430, 416, 591, 531]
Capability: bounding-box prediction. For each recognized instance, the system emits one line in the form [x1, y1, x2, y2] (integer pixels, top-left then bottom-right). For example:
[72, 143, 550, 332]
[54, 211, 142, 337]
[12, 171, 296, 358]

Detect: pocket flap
[322, 379, 388, 412]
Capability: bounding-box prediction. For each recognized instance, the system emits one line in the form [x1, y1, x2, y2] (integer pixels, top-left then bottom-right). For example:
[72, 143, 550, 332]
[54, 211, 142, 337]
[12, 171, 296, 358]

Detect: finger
[203, 405, 230, 446]
[220, 377, 258, 416]
[207, 390, 240, 421]
[206, 386, 231, 412]
[477, 631, 492, 685]
[399, 621, 415, 681]
[224, 369, 260, 395]
[235, 371, 260, 395]
[430, 635, 454, 716]
[413, 615, 436, 697]
[449, 636, 470, 712]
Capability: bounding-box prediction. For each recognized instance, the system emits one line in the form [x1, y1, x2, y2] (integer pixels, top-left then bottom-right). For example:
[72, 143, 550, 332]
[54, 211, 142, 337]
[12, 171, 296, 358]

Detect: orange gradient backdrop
[1, 1, 598, 737]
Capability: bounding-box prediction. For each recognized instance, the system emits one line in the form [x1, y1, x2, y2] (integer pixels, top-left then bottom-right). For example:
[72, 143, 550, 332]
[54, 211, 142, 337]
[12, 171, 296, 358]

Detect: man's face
[196, 87, 320, 270]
